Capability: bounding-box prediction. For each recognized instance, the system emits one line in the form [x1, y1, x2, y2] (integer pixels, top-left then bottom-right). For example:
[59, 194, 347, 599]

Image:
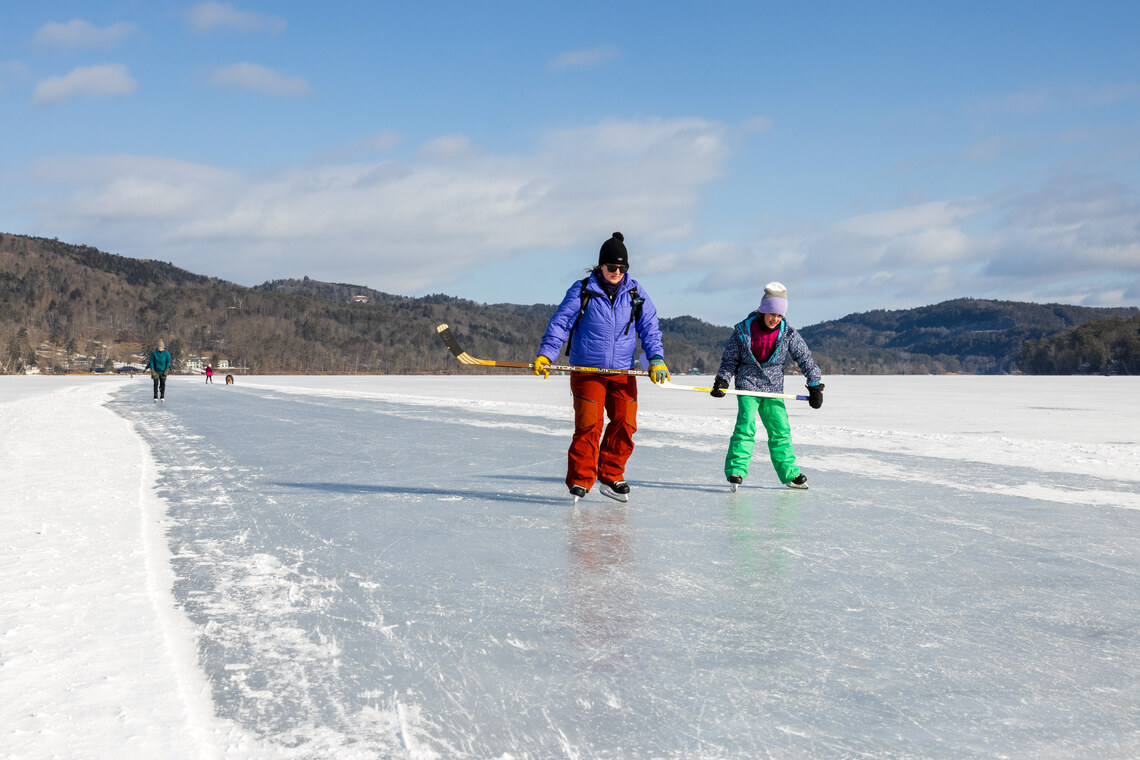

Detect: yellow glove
[648, 356, 670, 384]
[532, 355, 551, 379]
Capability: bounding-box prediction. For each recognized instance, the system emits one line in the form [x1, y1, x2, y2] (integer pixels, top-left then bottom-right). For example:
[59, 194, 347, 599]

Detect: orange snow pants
[567, 372, 638, 491]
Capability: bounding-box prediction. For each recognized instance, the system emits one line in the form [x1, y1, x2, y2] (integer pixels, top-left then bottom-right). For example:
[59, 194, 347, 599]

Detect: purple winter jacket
[715, 312, 822, 394]
[538, 273, 664, 370]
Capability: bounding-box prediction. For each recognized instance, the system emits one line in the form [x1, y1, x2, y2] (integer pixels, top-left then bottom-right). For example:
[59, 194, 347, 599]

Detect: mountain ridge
[800, 297, 1138, 374]
[2, 233, 1136, 375]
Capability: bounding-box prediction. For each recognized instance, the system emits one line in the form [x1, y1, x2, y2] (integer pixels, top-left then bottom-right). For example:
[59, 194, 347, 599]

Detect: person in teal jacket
[146, 339, 172, 403]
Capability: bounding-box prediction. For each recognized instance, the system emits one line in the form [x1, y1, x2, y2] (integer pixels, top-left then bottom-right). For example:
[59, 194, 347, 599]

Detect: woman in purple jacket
[534, 232, 670, 502]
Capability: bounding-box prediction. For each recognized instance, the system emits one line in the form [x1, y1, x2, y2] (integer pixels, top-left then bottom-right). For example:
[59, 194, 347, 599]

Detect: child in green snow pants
[724, 395, 800, 484]
[713, 283, 824, 488]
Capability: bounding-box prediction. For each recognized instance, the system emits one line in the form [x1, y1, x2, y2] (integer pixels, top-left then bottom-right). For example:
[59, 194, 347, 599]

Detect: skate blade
[729, 483, 738, 493]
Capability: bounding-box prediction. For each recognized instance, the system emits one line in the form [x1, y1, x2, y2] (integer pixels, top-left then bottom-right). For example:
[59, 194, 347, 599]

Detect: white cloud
[23, 118, 730, 292]
[33, 19, 137, 49]
[315, 131, 403, 162]
[961, 135, 1013, 164]
[186, 2, 286, 34]
[19, 119, 1137, 323]
[416, 135, 475, 161]
[33, 64, 138, 105]
[1079, 82, 1140, 107]
[972, 82, 1140, 116]
[547, 46, 619, 72]
[686, 174, 1140, 322]
[740, 116, 773, 133]
[836, 200, 978, 238]
[962, 127, 1104, 166]
[538, 117, 726, 204]
[983, 87, 1054, 115]
[209, 63, 309, 96]
[984, 175, 1140, 276]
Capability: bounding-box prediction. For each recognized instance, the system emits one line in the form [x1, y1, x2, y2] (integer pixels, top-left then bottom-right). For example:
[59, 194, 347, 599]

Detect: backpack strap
[623, 287, 643, 336]
[565, 276, 594, 354]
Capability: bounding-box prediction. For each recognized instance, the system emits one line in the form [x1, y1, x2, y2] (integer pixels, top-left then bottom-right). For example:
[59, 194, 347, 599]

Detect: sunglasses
[603, 264, 628, 274]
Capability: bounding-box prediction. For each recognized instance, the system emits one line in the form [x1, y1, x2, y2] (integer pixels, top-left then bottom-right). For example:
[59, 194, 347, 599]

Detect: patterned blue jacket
[715, 312, 822, 394]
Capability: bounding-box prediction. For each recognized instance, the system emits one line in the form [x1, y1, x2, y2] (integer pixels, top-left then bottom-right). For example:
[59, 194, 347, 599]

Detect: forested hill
[0, 233, 728, 374]
[254, 277, 411, 306]
[800, 298, 1139, 374]
[2, 233, 1136, 375]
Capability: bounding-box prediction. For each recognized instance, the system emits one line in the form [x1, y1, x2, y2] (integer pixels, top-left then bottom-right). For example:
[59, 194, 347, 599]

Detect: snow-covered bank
[0, 378, 281, 759]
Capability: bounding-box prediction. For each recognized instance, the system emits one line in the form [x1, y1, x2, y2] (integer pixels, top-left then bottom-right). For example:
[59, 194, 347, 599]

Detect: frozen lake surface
[109, 375, 1140, 758]
[2, 374, 1138, 759]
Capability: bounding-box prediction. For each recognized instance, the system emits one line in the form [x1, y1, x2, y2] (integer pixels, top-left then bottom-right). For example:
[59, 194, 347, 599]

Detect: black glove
[711, 377, 729, 398]
[808, 383, 824, 409]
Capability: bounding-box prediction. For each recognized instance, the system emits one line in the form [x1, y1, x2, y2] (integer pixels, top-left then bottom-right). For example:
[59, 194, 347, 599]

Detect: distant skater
[205, 364, 213, 383]
[225, 374, 234, 385]
[533, 232, 670, 503]
[146, 339, 172, 403]
[711, 283, 824, 490]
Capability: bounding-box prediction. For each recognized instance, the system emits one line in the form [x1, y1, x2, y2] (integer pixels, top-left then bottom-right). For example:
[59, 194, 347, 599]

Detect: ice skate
[599, 480, 630, 503]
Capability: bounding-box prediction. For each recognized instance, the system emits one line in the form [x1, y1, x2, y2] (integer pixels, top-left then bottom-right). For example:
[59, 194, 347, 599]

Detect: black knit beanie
[598, 232, 628, 268]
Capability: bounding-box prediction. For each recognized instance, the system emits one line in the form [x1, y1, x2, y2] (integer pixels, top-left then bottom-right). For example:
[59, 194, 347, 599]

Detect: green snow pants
[724, 395, 801, 484]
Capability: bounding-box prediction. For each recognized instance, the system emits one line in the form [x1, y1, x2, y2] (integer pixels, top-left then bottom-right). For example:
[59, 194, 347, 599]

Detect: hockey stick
[658, 380, 808, 401]
[438, 324, 808, 398]
[436, 324, 650, 377]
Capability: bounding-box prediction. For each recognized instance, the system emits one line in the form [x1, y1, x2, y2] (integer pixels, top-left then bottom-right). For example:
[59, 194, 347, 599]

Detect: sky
[1, 1, 1138, 328]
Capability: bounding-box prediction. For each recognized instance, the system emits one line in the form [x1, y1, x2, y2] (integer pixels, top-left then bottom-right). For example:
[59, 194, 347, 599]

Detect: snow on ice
[1, 373, 1138, 758]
